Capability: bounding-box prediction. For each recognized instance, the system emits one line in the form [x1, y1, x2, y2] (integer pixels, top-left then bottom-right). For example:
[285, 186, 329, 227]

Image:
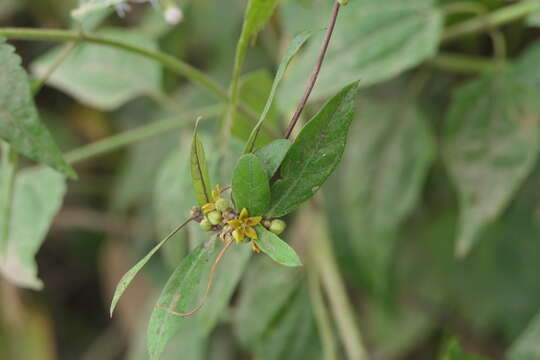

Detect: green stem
[430, 52, 503, 73]
[0, 27, 258, 123]
[32, 41, 78, 95]
[309, 201, 368, 360]
[0, 142, 17, 256]
[307, 264, 339, 360]
[64, 105, 221, 164]
[442, 0, 540, 42]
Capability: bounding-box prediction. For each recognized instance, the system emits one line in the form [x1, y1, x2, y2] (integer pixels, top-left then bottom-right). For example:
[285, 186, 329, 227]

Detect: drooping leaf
[443, 72, 540, 257]
[254, 225, 302, 267]
[254, 139, 291, 177]
[340, 96, 435, 296]
[30, 28, 161, 111]
[233, 70, 279, 146]
[508, 310, 540, 360]
[440, 339, 490, 360]
[190, 121, 212, 207]
[267, 82, 359, 218]
[244, 30, 313, 153]
[109, 216, 192, 317]
[234, 256, 303, 347]
[232, 154, 270, 215]
[0, 167, 66, 290]
[278, 0, 442, 110]
[0, 39, 75, 178]
[147, 239, 218, 360]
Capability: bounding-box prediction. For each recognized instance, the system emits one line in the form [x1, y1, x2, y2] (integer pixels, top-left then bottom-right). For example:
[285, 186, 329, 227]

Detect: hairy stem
[284, 1, 341, 139]
[0, 27, 259, 123]
[64, 105, 220, 164]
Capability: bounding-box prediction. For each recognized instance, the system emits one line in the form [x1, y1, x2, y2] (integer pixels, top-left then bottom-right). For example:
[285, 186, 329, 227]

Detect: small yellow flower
[202, 185, 222, 214]
[228, 208, 262, 243]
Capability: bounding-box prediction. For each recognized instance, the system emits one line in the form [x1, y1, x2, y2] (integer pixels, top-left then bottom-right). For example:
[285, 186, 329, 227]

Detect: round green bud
[269, 219, 286, 235]
[207, 211, 222, 225]
[200, 219, 212, 231]
[338, 0, 349, 5]
[215, 198, 230, 212]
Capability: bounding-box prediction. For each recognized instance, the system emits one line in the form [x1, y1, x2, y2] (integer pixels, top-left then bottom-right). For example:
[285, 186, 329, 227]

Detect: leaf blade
[267, 82, 359, 217]
[232, 154, 270, 216]
[253, 139, 291, 177]
[190, 121, 212, 207]
[254, 225, 302, 267]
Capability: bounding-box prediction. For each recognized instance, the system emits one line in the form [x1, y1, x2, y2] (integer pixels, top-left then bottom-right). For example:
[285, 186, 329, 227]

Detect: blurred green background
[2, 0, 540, 359]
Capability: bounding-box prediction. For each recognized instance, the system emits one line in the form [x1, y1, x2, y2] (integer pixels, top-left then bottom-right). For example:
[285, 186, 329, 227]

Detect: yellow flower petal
[244, 226, 258, 240]
[227, 219, 242, 230]
[239, 208, 249, 220]
[246, 216, 262, 226]
[202, 203, 215, 213]
[236, 230, 245, 243]
[212, 185, 221, 202]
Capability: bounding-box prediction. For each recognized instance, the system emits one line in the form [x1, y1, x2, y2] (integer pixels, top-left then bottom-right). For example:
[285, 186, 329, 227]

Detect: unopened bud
[207, 211, 222, 225]
[164, 6, 183, 24]
[200, 219, 212, 231]
[215, 198, 230, 212]
[338, 0, 349, 5]
[269, 219, 286, 235]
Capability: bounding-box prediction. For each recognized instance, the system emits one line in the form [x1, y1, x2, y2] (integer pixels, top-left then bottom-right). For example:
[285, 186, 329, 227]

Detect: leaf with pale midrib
[190, 122, 212, 207]
[232, 154, 270, 216]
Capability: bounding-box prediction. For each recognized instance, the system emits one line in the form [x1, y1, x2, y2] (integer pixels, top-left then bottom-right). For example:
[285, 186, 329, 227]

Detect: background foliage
[2, 0, 540, 359]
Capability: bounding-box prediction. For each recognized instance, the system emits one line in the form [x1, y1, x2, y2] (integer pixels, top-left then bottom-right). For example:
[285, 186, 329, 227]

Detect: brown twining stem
[283, 1, 341, 139]
[156, 238, 233, 317]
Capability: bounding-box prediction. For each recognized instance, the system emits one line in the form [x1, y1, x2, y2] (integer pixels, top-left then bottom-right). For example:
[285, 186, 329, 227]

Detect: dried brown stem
[283, 1, 341, 139]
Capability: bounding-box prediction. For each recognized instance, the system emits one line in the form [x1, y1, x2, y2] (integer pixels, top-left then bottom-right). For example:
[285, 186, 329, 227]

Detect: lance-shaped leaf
[190, 121, 212, 207]
[0, 167, 66, 290]
[254, 225, 302, 267]
[267, 82, 359, 218]
[232, 154, 270, 216]
[109, 217, 192, 317]
[254, 139, 291, 177]
[0, 38, 75, 178]
[244, 31, 313, 153]
[242, 0, 280, 42]
[444, 72, 540, 257]
[147, 239, 218, 360]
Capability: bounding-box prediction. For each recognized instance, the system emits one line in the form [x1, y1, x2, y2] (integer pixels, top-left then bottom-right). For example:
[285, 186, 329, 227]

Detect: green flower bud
[207, 211, 222, 225]
[338, 0, 349, 5]
[200, 219, 212, 231]
[215, 198, 230, 212]
[269, 219, 286, 235]
[232, 230, 242, 243]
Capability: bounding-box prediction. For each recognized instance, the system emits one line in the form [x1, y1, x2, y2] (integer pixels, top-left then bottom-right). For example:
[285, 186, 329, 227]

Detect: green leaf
[109, 217, 191, 317]
[70, 0, 128, 21]
[234, 256, 303, 347]
[267, 82, 359, 218]
[232, 154, 270, 215]
[0, 167, 66, 290]
[147, 239, 218, 360]
[254, 225, 302, 267]
[440, 339, 490, 360]
[340, 96, 435, 296]
[254, 139, 291, 177]
[0, 39, 75, 178]
[443, 72, 540, 257]
[30, 28, 161, 111]
[508, 311, 540, 360]
[233, 70, 279, 146]
[242, 0, 280, 42]
[244, 30, 313, 153]
[190, 121, 212, 207]
[278, 0, 442, 110]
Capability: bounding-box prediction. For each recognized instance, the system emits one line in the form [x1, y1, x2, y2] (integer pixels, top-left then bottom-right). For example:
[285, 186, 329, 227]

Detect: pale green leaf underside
[0, 39, 75, 178]
[254, 225, 302, 267]
[244, 30, 313, 153]
[444, 72, 540, 257]
[0, 167, 66, 290]
[254, 139, 291, 177]
[268, 82, 359, 218]
[341, 96, 435, 296]
[232, 154, 270, 216]
[31, 28, 161, 111]
[190, 126, 212, 207]
[278, 0, 442, 110]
